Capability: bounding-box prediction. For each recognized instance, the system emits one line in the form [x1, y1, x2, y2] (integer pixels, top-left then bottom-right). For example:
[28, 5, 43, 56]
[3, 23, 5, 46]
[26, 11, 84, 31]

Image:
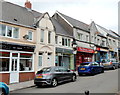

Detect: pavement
[8, 80, 35, 92]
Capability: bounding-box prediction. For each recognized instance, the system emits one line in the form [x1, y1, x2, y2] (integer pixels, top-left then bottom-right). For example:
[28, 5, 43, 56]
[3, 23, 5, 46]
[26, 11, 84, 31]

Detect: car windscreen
[37, 67, 51, 74]
[80, 63, 90, 66]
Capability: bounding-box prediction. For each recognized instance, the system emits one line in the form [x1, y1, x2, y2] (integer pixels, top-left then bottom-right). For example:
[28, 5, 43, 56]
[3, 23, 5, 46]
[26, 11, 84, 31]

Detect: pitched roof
[51, 18, 73, 37]
[57, 11, 89, 32]
[96, 24, 118, 38]
[0, 0, 42, 28]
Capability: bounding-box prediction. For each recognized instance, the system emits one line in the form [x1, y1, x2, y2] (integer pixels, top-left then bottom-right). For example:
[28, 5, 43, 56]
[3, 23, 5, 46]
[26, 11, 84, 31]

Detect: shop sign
[100, 48, 108, 52]
[77, 47, 94, 53]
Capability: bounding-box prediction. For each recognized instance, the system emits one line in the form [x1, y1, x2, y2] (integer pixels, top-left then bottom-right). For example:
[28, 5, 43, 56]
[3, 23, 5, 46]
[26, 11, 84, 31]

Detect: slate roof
[0, 0, 42, 28]
[51, 18, 73, 37]
[57, 11, 89, 32]
[96, 24, 118, 38]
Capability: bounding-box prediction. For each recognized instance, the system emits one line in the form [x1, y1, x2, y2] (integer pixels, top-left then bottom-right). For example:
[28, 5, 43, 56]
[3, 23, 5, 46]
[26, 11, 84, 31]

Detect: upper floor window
[77, 33, 83, 40]
[113, 40, 116, 46]
[28, 30, 33, 41]
[40, 29, 44, 42]
[109, 39, 111, 45]
[0, 24, 19, 39]
[62, 37, 71, 47]
[55, 36, 58, 44]
[48, 31, 51, 43]
[86, 35, 89, 42]
[101, 40, 105, 46]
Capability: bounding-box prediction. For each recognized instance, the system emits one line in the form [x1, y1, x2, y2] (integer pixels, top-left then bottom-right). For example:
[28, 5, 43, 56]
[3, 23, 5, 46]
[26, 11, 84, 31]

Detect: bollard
[85, 90, 89, 95]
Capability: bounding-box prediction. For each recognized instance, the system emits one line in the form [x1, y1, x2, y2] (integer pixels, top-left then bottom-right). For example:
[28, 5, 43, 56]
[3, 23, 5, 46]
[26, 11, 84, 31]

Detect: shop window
[0, 51, 10, 57]
[20, 53, 33, 71]
[20, 53, 32, 58]
[20, 59, 32, 71]
[0, 58, 9, 71]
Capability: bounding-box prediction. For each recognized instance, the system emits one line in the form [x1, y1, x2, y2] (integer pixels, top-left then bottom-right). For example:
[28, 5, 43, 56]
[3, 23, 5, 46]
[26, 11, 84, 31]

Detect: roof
[0, 0, 42, 28]
[57, 11, 89, 32]
[96, 24, 118, 38]
[51, 18, 73, 37]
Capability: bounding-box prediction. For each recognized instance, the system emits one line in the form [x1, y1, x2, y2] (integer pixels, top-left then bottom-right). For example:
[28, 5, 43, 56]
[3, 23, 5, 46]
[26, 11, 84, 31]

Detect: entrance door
[10, 53, 19, 83]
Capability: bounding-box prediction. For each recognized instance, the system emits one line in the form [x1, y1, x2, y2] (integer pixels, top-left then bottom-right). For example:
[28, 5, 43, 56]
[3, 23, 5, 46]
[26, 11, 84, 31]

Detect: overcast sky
[7, 0, 119, 33]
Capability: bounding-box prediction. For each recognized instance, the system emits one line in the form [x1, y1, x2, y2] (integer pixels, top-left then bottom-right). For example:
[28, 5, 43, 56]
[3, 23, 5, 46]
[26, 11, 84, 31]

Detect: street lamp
[72, 39, 77, 71]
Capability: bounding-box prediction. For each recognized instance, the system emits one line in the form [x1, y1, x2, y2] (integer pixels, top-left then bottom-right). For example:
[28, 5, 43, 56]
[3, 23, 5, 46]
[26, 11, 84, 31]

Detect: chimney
[25, 0, 32, 9]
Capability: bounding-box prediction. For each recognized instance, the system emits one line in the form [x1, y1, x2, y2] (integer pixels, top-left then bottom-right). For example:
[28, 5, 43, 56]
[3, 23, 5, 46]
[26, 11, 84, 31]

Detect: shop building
[76, 47, 94, 68]
[52, 11, 93, 70]
[52, 18, 74, 70]
[0, 0, 55, 84]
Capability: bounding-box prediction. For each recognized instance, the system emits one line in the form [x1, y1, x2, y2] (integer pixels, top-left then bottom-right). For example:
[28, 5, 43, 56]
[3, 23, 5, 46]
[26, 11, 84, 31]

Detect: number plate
[36, 76, 42, 78]
[80, 68, 85, 70]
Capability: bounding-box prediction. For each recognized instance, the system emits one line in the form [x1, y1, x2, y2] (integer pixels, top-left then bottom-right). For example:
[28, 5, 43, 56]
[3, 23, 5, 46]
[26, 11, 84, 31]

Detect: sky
[7, 0, 119, 33]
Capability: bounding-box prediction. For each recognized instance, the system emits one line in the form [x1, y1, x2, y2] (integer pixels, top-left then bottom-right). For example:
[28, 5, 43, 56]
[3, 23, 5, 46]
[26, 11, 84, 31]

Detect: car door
[62, 67, 71, 81]
[54, 67, 64, 82]
[91, 62, 99, 74]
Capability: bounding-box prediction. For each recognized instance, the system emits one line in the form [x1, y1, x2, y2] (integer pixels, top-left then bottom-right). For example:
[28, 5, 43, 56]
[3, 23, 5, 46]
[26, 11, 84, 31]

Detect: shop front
[76, 47, 94, 69]
[95, 47, 108, 62]
[0, 42, 35, 84]
[55, 48, 74, 70]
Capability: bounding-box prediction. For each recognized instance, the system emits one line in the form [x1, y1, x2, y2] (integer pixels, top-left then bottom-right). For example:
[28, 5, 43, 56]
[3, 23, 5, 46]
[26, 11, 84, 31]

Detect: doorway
[10, 53, 19, 83]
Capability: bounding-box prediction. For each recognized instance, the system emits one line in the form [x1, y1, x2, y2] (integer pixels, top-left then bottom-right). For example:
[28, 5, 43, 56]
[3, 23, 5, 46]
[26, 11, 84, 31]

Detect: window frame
[28, 30, 33, 41]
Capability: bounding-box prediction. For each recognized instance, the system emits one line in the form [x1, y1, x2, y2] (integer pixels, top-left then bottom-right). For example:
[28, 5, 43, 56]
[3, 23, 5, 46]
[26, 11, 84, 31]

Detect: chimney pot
[25, 0, 32, 9]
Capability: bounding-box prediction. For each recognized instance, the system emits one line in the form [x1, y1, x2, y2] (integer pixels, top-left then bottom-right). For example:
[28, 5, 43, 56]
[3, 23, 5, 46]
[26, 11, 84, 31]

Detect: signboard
[77, 47, 94, 53]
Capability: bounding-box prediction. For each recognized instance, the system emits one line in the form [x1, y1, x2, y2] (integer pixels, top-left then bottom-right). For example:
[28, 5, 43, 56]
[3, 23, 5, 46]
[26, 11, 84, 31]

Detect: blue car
[78, 62, 104, 76]
[0, 82, 9, 95]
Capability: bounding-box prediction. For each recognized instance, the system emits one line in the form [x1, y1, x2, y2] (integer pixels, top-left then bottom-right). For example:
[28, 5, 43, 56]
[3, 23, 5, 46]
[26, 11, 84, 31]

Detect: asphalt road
[11, 69, 119, 94]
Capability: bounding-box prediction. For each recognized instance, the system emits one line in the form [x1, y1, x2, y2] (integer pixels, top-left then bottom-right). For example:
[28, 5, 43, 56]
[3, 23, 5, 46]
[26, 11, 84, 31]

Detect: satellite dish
[23, 35, 29, 40]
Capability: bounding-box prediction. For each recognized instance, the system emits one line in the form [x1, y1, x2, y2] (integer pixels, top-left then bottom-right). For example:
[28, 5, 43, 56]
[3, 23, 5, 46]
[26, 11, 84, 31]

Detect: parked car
[0, 82, 9, 95]
[101, 59, 119, 70]
[34, 66, 77, 87]
[78, 62, 104, 76]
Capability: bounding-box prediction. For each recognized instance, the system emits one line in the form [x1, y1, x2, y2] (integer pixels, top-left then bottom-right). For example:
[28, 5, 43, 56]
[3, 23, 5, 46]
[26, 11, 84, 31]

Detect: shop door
[10, 54, 19, 83]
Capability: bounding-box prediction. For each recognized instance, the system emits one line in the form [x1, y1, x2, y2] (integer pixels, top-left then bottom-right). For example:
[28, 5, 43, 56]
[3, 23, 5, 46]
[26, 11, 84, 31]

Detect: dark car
[78, 62, 104, 76]
[0, 82, 9, 95]
[34, 66, 77, 87]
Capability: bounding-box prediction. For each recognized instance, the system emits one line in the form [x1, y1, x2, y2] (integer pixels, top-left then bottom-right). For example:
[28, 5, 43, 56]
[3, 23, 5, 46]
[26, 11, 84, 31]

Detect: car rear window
[37, 68, 51, 74]
[80, 63, 90, 66]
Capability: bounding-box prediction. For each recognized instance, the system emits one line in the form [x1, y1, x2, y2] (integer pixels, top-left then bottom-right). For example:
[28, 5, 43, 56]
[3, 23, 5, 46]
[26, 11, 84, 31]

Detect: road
[11, 69, 119, 94]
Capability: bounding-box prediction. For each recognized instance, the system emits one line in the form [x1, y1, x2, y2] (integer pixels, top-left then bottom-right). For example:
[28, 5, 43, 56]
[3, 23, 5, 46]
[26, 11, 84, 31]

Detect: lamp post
[72, 39, 77, 71]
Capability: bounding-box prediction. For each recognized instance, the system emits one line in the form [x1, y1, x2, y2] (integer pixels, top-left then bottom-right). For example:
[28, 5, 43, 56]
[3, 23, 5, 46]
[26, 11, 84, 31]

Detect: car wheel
[0, 88, 6, 95]
[71, 75, 76, 82]
[91, 69, 95, 76]
[51, 78, 58, 87]
[101, 68, 104, 73]
[112, 66, 116, 70]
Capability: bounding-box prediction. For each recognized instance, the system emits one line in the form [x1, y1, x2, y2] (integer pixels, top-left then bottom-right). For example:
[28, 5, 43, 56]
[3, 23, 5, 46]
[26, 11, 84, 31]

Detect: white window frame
[40, 29, 44, 43]
[28, 30, 33, 41]
[0, 24, 19, 39]
[0, 49, 34, 73]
